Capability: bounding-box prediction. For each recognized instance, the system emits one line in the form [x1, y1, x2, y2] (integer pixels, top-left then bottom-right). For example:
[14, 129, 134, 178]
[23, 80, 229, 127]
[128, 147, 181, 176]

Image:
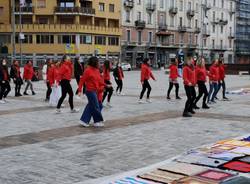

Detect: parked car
[121, 63, 132, 71]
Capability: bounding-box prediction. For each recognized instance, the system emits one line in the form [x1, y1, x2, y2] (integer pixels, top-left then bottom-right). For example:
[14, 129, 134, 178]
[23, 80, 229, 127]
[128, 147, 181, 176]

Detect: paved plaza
[0, 70, 250, 184]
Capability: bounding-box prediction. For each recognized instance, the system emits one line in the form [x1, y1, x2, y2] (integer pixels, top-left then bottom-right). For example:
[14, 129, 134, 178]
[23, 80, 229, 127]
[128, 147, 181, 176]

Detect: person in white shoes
[113, 62, 125, 96]
[138, 58, 156, 104]
[78, 57, 105, 127]
[102, 60, 113, 108]
[0, 59, 11, 103]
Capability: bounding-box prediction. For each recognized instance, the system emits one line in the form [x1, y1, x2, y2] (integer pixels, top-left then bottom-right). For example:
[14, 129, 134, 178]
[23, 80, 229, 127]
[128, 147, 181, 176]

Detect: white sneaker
[138, 99, 145, 104]
[93, 122, 104, 127]
[71, 108, 79, 113]
[61, 104, 65, 108]
[115, 92, 120, 96]
[119, 93, 125, 96]
[56, 109, 61, 114]
[3, 98, 7, 103]
[106, 102, 112, 108]
[0, 100, 6, 104]
[146, 98, 152, 103]
[79, 121, 90, 127]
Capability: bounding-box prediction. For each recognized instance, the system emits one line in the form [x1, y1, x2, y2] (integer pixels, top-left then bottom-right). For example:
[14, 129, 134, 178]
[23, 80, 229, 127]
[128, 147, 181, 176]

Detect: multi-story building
[0, 0, 121, 65]
[235, 0, 250, 64]
[121, 0, 236, 67]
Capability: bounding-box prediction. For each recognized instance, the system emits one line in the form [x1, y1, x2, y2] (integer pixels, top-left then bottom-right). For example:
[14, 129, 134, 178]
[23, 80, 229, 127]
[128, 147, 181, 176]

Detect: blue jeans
[208, 82, 218, 102]
[80, 91, 104, 124]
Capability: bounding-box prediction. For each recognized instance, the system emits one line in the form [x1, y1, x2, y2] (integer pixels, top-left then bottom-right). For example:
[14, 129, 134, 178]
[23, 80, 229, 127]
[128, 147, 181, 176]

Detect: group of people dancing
[0, 54, 228, 126]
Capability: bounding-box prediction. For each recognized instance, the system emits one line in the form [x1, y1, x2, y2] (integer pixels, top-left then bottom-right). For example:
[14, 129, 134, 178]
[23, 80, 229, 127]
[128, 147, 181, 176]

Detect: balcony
[194, 27, 201, 33]
[229, 8, 235, 14]
[218, 19, 228, 26]
[187, 10, 195, 18]
[228, 33, 235, 39]
[202, 29, 211, 37]
[135, 20, 146, 29]
[122, 41, 137, 47]
[204, 3, 211, 10]
[146, 3, 156, 12]
[124, 0, 134, 9]
[211, 19, 219, 24]
[14, 6, 34, 14]
[212, 45, 228, 51]
[169, 7, 178, 15]
[158, 24, 168, 31]
[78, 7, 95, 15]
[178, 26, 187, 32]
[54, 7, 95, 15]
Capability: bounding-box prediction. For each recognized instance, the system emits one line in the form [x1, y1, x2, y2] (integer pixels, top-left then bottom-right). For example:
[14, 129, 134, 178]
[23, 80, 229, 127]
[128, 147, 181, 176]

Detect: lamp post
[11, 0, 16, 63]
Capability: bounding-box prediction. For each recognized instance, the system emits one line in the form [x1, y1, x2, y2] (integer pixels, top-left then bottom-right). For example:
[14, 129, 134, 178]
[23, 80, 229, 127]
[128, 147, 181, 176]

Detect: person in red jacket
[10, 60, 23, 97]
[139, 58, 156, 103]
[23, 60, 35, 95]
[56, 55, 78, 114]
[167, 59, 181, 100]
[78, 56, 105, 127]
[217, 59, 229, 100]
[0, 59, 11, 103]
[193, 57, 210, 109]
[208, 59, 219, 103]
[113, 62, 125, 95]
[182, 57, 196, 117]
[102, 60, 113, 107]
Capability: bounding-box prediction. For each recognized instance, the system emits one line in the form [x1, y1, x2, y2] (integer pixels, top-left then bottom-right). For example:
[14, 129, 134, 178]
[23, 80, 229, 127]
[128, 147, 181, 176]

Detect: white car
[121, 63, 132, 71]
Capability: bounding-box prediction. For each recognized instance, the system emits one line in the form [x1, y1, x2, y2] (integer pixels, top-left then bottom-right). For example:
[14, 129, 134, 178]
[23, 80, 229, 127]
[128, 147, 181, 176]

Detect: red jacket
[141, 64, 155, 82]
[97, 75, 105, 102]
[103, 66, 111, 81]
[209, 64, 219, 82]
[169, 64, 178, 80]
[78, 66, 104, 93]
[118, 67, 124, 80]
[196, 66, 207, 82]
[47, 65, 55, 86]
[219, 65, 226, 80]
[58, 61, 73, 81]
[23, 64, 34, 80]
[183, 65, 196, 86]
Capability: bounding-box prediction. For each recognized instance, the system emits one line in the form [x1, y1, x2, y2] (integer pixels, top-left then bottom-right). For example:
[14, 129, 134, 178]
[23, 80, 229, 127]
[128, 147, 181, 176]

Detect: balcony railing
[218, 19, 228, 25]
[54, 7, 95, 15]
[135, 20, 146, 29]
[14, 6, 34, 14]
[187, 10, 195, 17]
[204, 3, 211, 10]
[211, 19, 219, 24]
[146, 3, 156, 12]
[178, 26, 187, 32]
[169, 7, 178, 15]
[229, 8, 235, 14]
[194, 27, 201, 33]
[228, 33, 235, 39]
[158, 24, 168, 31]
[124, 0, 134, 9]
[212, 45, 228, 51]
[202, 29, 211, 37]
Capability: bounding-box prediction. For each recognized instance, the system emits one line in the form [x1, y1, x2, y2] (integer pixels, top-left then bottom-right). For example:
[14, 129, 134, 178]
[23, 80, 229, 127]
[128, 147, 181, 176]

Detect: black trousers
[115, 79, 123, 93]
[75, 75, 85, 95]
[102, 80, 113, 103]
[218, 80, 226, 98]
[46, 81, 52, 100]
[140, 80, 152, 99]
[184, 85, 196, 113]
[0, 81, 11, 99]
[195, 81, 208, 106]
[167, 82, 179, 98]
[14, 78, 22, 96]
[57, 79, 74, 110]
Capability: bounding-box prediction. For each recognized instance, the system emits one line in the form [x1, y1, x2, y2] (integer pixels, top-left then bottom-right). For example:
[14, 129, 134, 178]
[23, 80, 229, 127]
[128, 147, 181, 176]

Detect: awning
[156, 31, 172, 36]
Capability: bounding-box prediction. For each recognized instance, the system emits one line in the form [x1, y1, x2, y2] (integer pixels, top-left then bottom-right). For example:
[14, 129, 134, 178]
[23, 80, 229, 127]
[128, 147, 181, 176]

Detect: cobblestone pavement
[0, 71, 249, 184]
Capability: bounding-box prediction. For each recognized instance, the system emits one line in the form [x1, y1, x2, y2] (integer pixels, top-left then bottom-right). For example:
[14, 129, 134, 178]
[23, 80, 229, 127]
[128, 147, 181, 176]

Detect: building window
[137, 31, 142, 45]
[95, 36, 106, 45]
[170, 16, 174, 27]
[58, 35, 75, 44]
[80, 35, 92, 44]
[99, 3, 105, 12]
[109, 4, 114, 12]
[160, 0, 164, 8]
[126, 10, 131, 22]
[188, 33, 192, 44]
[36, 35, 54, 44]
[0, 7, 4, 16]
[220, 40, 223, 48]
[138, 0, 141, 5]
[108, 37, 119, 46]
[159, 14, 164, 25]
[213, 25, 215, 33]
[221, 0, 224, 8]
[137, 12, 142, 20]
[180, 0, 183, 11]
[188, 19, 191, 28]
[38, 18, 48, 24]
[212, 39, 215, 48]
[60, 1, 74, 7]
[127, 30, 131, 42]
[148, 32, 152, 43]
[16, 34, 33, 44]
[148, 13, 152, 24]
[37, 0, 46, 8]
[221, 26, 223, 33]
[213, 0, 216, 6]
[203, 39, 207, 47]
[180, 34, 184, 44]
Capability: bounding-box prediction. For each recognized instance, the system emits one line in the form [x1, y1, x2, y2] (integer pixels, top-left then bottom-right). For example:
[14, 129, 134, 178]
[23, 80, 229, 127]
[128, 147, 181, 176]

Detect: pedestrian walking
[113, 62, 124, 95]
[23, 60, 36, 95]
[217, 59, 229, 100]
[78, 56, 105, 127]
[193, 57, 210, 109]
[182, 57, 196, 117]
[56, 55, 78, 114]
[177, 57, 184, 77]
[138, 58, 156, 103]
[102, 60, 113, 107]
[0, 59, 11, 103]
[167, 59, 181, 100]
[45, 59, 53, 101]
[10, 60, 23, 97]
[207, 59, 220, 104]
[74, 55, 84, 95]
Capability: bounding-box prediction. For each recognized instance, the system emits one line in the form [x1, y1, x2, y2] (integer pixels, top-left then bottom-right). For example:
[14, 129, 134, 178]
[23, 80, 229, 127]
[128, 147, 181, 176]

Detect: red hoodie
[103, 66, 111, 81]
[183, 65, 196, 86]
[209, 64, 219, 82]
[219, 64, 226, 80]
[78, 66, 104, 93]
[58, 61, 73, 81]
[23, 64, 34, 80]
[141, 63, 155, 82]
[47, 65, 56, 86]
[169, 64, 178, 80]
[196, 66, 207, 82]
